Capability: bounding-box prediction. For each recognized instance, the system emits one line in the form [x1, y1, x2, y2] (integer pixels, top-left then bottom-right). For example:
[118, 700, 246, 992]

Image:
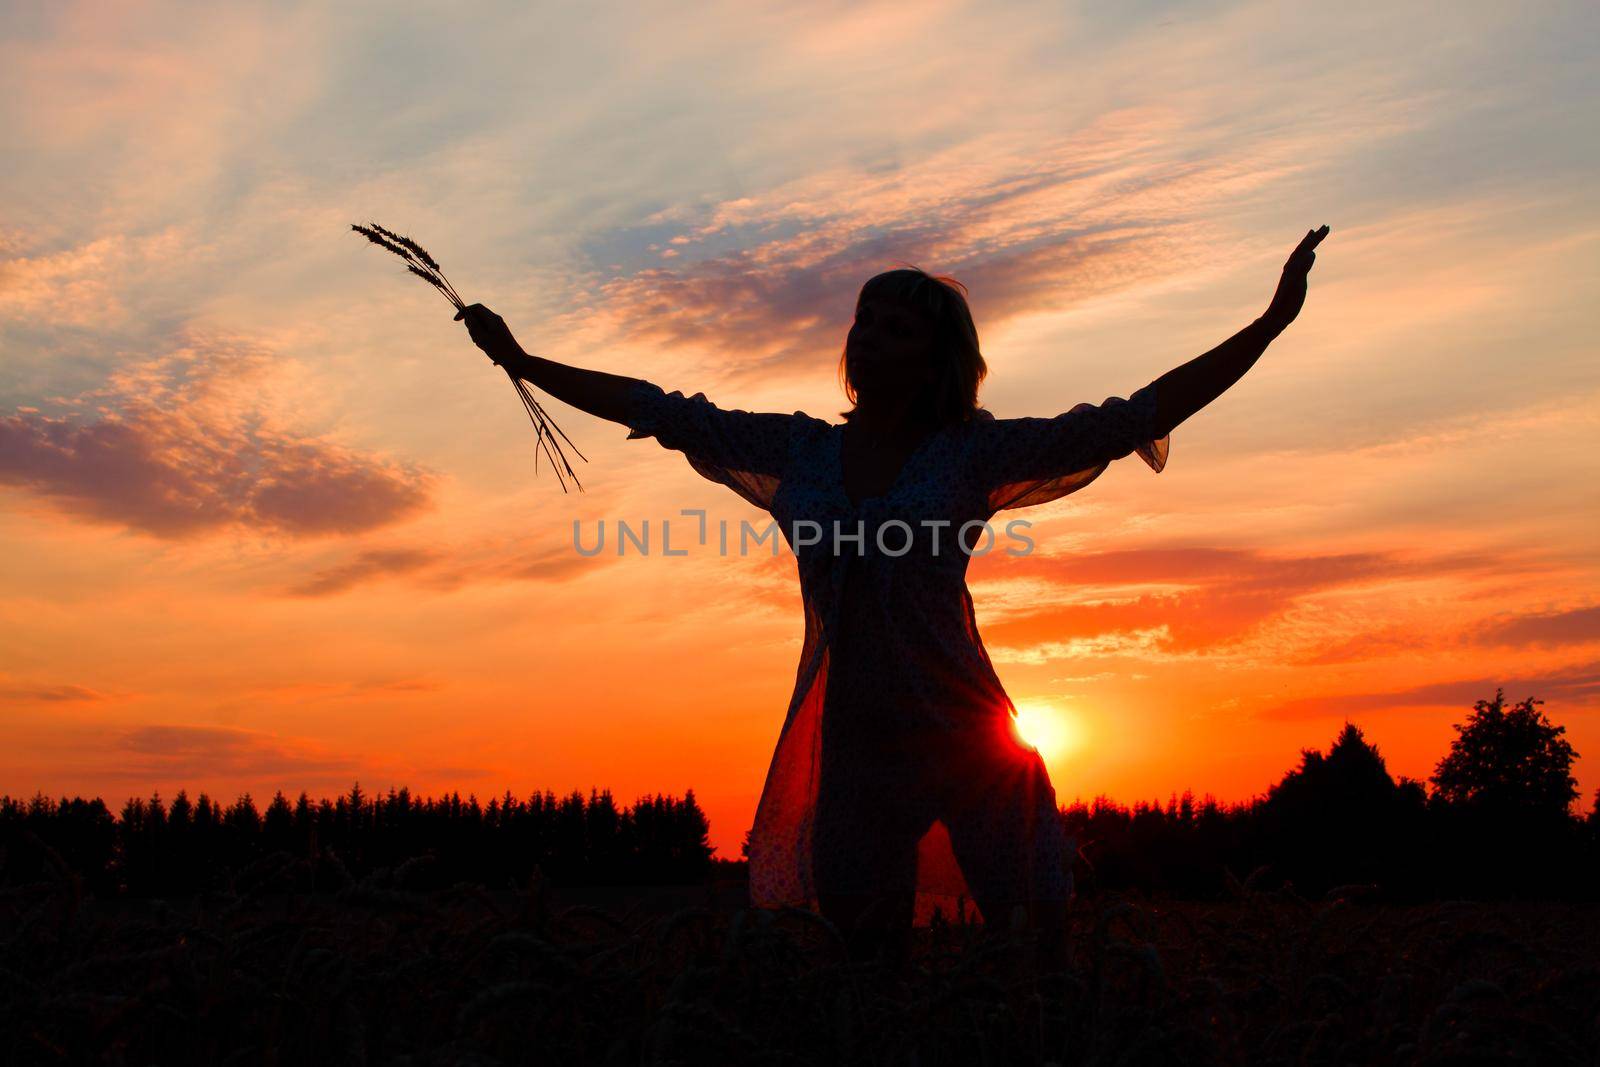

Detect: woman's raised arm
[457, 301, 822, 511]
[1151, 225, 1328, 437]
[456, 303, 640, 424]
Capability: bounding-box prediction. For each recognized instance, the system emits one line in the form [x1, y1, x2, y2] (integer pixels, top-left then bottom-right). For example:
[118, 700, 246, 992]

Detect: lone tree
[1430, 689, 1579, 822]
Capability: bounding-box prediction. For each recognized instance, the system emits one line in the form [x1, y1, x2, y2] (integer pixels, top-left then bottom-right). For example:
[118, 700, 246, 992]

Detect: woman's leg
[943, 741, 1074, 973]
[813, 727, 923, 967]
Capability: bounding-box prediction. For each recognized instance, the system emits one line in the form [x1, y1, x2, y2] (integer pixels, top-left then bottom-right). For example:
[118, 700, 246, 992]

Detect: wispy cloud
[107, 723, 352, 779]
[286, 547, 439, 597]
[989, 625, 1173, 665]
[1470, 605, 1600, 649]
[0, 678, 105, 703]
[979, 545, 1502, 662]
[241, 677, 444, 700]
[281, 540, 613, 597]
[1257, 661, 1600, 721]
[588, 113, 1315, 380]
[0, 227, 202, 328]
[1289, 626, 1438, 666]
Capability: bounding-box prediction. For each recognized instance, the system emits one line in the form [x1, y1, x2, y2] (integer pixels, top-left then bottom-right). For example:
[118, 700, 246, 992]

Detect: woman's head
[839, 265, 987, 428]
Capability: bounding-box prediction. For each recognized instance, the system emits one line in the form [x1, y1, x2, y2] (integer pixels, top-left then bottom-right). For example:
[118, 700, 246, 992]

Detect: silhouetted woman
[459, 225, 1329, 969]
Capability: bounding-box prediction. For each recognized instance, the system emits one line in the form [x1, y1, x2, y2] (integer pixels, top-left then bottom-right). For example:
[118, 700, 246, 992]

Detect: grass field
[5, 874, 1599, 1065]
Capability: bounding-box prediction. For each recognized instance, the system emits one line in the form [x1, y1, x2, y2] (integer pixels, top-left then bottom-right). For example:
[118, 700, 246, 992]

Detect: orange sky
[2, 2, 1597, 856]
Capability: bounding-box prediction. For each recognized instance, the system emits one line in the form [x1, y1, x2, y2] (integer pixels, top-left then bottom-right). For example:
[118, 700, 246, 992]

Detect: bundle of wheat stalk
[352, 222, 586, 491]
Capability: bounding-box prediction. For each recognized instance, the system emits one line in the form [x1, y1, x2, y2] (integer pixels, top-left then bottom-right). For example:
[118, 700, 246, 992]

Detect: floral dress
[624, 378, 1170, 926]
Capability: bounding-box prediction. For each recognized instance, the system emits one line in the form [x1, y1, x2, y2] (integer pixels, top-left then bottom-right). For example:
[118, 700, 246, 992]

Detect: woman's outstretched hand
[455, 303, 524, 367]
[1264, 225, 1329, 332]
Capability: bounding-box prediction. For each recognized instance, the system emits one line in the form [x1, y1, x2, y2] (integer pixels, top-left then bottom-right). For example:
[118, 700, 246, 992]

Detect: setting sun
[1010, 701, 1082, 763]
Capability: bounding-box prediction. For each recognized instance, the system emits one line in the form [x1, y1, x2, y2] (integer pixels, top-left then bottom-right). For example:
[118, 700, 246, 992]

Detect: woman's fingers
[1285, 225, 1329, 274]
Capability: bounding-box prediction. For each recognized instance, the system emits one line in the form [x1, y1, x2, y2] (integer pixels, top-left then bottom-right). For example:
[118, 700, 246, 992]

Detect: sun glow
[1009, 701, 1081, 762]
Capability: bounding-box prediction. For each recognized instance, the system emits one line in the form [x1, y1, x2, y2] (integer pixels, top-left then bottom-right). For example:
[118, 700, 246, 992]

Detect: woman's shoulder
[944, 407, 997, 445]
[788, 409, 838, 441]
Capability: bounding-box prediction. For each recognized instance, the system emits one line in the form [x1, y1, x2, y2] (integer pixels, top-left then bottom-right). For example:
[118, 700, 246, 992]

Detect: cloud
[584, 112, 1297, 378]
[1470, 605, 1600, 649]
[281, 540, 614, 598]
[413, 764, 490, 782]
[1289, 626, 1438, 666]
[978, 545, 1483, 662]
[499, 547, 598, 585]
[108, 723, 352, 779]
[972, 544, 1566, 668]
[0, 678, 105, 703]
[988, 626, 1173, 665]
[0, 329, 434, 539]
[1256, 661, 1600, 721]
[286, 547, 440, 597]
[240, 677, 444, 700]
[0, 227, 201, 328]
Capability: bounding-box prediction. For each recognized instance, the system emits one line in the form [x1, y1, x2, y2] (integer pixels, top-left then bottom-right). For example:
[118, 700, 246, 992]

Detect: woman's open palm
[1266, 225, 1329, 330]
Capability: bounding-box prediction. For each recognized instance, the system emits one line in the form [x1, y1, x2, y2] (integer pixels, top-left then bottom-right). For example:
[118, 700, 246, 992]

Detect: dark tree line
[3, 689, 1595, 902]
[1058, 689, 1597, 901]
[0, 784, 713, 898]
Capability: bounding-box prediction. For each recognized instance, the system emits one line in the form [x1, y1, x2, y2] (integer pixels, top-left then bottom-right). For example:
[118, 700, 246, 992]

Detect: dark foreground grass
[5, 872, 1599, 1066]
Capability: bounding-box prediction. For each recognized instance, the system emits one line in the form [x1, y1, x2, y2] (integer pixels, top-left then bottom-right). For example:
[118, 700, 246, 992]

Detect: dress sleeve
[622, 379, 814, 512]
[971, 379, 1170, 513]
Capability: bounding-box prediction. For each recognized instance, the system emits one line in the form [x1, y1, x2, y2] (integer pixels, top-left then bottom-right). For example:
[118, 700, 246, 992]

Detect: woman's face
[846, 295, 937, 402]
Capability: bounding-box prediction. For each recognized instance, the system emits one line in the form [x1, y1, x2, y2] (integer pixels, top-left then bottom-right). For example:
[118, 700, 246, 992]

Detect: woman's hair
[838, 265, 988, 428]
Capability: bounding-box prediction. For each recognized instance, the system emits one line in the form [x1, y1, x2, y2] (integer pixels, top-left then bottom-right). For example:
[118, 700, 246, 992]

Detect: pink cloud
[0, 330, 434, 539]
